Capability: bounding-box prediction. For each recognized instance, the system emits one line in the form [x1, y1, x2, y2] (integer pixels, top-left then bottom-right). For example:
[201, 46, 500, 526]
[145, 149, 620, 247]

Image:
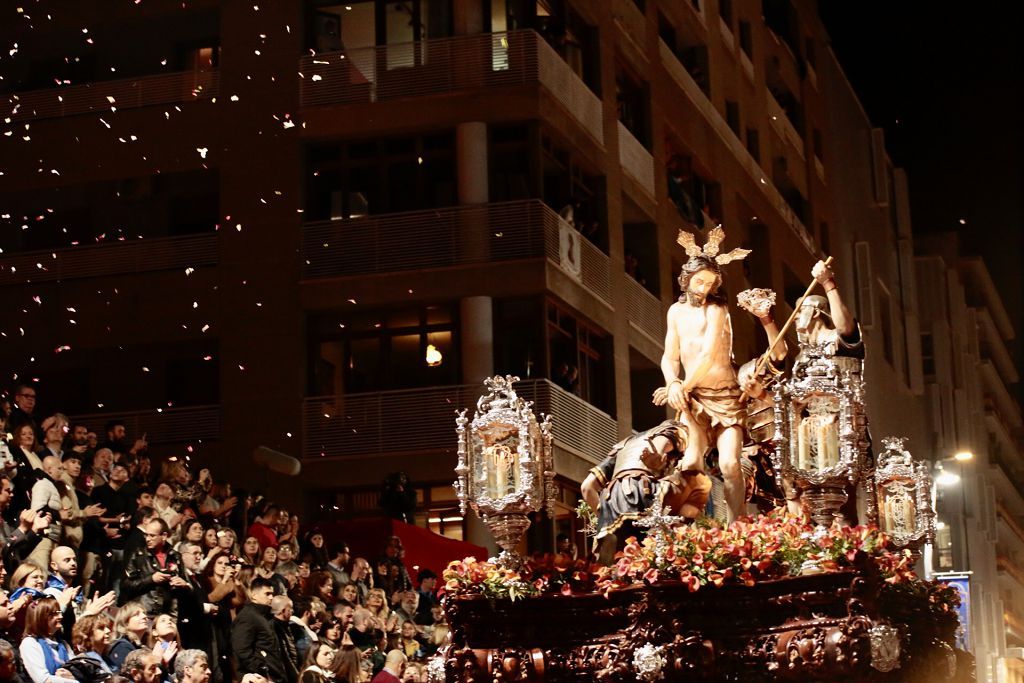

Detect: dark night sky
[819, 3, 1024, 384]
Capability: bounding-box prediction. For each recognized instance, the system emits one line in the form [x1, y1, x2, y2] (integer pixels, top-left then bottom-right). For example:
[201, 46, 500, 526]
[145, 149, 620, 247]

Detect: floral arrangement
[443, 553, 602, 601]
[443, 511, 932, 602]
[595, 509, 917, 592]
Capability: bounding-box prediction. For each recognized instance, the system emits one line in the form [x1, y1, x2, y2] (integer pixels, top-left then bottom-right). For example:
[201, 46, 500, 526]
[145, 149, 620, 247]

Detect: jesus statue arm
[659, 304, 686, 411]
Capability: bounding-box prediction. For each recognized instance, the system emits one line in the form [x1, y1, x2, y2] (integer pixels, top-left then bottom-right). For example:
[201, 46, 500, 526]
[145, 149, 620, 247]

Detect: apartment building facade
[1, 1, 933, 563]
[916, 234, 1024, 683]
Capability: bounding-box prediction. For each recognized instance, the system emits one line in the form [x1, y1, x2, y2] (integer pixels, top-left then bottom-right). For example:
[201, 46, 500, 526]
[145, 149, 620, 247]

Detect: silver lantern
[772, 344, 872, 526]
[873, 436, 935, 554]
[455, 375, 554, 567]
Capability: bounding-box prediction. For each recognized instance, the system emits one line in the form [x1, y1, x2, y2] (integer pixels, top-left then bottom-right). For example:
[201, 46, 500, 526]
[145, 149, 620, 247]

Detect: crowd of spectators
[0, 384, 447, 683]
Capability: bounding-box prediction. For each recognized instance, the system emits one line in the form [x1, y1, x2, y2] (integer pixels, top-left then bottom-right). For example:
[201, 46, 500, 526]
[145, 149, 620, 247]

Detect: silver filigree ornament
[633, 643, 668, 682]
[772, 343, 873, 527]
[869, 623, 902, 672]
[454, 376, 555, 568]
[425, 655, 446, 683]
[736, 287, 777, 319]
[872, 436, 935, 552]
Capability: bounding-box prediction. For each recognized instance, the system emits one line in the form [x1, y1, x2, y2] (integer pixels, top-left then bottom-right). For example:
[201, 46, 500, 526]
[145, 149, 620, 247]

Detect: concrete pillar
[461, 296, 494, 384]
[456, 122, 488, 205]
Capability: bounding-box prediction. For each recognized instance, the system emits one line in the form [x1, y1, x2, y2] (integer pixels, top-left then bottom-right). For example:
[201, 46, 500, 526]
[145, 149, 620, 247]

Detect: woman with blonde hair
[8, 563, 46, 595]
[107, 601, 149, 673]
[365, 588, 396, 633]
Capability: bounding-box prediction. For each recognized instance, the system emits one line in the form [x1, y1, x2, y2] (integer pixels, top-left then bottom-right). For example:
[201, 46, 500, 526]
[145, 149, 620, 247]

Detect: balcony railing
[6, 70, 220, 122]
[617, 122, 656, 197]
[0, 234, 219, 285]
[658, 40, 816, 255]
[302, 379, 618, 464]
[624, 275, 665, 347]
[299, 30, 603, 144]
[301, 199, 612, 306]
[70, 405, 221, 445]
[766, 90, 805, 157]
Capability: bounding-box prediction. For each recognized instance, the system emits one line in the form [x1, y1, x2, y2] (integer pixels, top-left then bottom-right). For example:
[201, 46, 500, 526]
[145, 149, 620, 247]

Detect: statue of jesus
[653, 228, 750, 522]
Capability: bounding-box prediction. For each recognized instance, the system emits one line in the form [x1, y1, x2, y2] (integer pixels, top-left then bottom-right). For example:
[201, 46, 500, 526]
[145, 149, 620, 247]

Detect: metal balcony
[766, 90, 805, 157]
[70, 404, 221, 445]
[301, 199, 612, 306]
[298, 30, 603, 144]
[617, 121, 655, 197]
[302, 378, 618, 464]
[0, 234, 219, 285]
[5, 70, 220, 122]
[624, 275, 666, 347]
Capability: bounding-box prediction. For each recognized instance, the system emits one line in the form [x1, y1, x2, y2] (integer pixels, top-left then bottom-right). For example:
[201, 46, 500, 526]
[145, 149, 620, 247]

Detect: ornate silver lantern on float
[454, 375, 555, 568]
[772, 343, 872, 526]
[873, 436, 935, 556]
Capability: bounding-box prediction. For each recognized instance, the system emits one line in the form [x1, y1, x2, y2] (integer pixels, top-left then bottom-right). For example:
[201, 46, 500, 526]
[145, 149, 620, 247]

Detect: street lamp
[935, 464, 961, 488]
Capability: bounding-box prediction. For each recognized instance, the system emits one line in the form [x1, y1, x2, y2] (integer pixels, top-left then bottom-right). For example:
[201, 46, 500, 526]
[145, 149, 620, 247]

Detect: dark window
[738, 20, 753, 57]
[725, 100, 741, 135]
[718, 0, 733, 26]
[878, 288, 894, 367]
[921, 333, 935, 377]
[745, 127, 760, 162]
[805, 37, 817, 68]
[546, 300, 615, 416]
[616, 63, 651, 148]
[812, 128, 824, 161]
[306, 132, 457, 219]
[308, 304, 459, 394]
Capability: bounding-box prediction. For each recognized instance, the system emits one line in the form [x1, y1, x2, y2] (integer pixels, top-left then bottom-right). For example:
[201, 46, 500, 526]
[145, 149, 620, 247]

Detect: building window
[921, 332, 935, 378]
[718, 0, 733, 26]
[745, 127, 760, 162]
[738, 19, 753, 57]
[546, 300, 615, 416]
[805, 36, 817, 68]
[306, 132, 456, 219]
[666, 153, 719, 229]
[725, 100, 741, 135]
[307, 1, 453, 51]
[812, 128, 824, 162]
[308, 304, 459, 395]
[616, 62, 651, 148]
[877, 285, 894, 367]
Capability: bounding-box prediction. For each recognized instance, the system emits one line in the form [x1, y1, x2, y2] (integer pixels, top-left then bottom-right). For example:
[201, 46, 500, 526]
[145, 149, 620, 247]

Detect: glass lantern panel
[793, 394, 841, 471]
[879, 480, 917, 535]
[474, 421, 521, 499]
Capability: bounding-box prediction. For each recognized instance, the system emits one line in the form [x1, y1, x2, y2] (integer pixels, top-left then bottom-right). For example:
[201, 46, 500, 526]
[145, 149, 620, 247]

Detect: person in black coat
[231, 577, 288, 682]
[119, 518, 182, 616]
[176, 541, 214, 655]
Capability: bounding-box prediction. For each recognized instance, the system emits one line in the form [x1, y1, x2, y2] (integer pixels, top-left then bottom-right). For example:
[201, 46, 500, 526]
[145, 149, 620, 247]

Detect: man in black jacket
[120, 518, 182, 616]
[231, 577, 287, 682]
[176, 541, 214, 656]
[270, 595, 299, 683]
